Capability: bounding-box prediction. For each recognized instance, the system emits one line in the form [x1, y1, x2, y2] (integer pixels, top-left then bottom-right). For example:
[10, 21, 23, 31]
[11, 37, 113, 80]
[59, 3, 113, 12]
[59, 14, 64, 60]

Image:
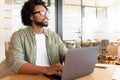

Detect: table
[0, 74, 51, 80]
[75, 64, 120, 80]
[1, 64, 120, 80]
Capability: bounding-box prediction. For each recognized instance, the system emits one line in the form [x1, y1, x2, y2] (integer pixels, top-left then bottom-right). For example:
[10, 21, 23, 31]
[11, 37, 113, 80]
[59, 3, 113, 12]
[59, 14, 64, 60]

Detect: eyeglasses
[32, 11, 48, 16]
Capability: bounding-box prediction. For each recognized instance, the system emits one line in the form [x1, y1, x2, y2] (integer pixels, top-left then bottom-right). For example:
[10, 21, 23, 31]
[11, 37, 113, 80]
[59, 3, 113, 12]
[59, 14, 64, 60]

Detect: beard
[35, 20, 48, 27]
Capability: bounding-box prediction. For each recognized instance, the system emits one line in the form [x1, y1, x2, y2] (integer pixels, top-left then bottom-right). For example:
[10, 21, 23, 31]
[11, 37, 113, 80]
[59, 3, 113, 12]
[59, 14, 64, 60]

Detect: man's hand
[43, 63, 63, 76]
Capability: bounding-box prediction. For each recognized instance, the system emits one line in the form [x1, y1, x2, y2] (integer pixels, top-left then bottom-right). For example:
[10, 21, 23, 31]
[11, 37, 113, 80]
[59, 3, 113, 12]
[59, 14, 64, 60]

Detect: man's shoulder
[12, 27, 30, 36]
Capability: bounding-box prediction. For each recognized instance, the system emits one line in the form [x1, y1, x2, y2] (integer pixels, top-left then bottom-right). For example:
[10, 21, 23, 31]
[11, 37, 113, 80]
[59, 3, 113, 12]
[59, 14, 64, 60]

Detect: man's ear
[30, 15, 34, 21]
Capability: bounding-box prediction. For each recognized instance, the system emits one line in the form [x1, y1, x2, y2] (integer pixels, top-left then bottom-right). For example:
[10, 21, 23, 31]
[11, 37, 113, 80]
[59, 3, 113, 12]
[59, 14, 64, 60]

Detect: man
[7, 0, 68, 76]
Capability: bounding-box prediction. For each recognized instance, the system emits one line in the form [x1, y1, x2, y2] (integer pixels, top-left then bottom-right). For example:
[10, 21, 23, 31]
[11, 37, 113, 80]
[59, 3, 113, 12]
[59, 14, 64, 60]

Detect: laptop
[47, 46, 99, 80]
[61, 46, 99, 80]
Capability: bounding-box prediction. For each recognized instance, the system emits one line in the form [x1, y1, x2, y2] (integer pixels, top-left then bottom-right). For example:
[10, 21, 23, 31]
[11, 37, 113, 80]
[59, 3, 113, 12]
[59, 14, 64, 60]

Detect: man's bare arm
[18, 63, 63, 75]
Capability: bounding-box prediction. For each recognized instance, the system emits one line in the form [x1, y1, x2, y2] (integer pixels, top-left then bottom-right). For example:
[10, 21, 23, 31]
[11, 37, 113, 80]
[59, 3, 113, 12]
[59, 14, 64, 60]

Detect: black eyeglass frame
[32, 11, 49, 16]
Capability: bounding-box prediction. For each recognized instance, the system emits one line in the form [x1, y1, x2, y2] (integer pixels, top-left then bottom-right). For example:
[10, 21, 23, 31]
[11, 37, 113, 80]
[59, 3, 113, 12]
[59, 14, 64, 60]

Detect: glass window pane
[63, 5, 81, 41]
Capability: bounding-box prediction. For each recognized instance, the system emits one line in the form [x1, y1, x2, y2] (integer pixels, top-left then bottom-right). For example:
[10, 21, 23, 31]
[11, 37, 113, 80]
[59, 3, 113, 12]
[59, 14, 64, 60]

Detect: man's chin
[43, 24, 48, 27]
[44, 22, 48, 26]
[44, 25, 48, 27]
[35, 22, 48, 27]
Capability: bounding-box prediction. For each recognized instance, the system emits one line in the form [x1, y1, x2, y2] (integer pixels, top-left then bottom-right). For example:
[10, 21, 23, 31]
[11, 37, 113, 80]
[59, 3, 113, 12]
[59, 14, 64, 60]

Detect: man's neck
[32, 25, 44, 34]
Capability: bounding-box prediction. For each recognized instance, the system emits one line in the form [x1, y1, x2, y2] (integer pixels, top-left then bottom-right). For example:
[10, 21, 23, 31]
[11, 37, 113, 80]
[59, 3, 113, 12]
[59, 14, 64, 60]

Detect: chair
[85, 39, 92, 47]
[5, 42, 10, 58]
[115, 46, 120, 65]
[106, 44, 118, 64]
[64, 40, 76, 48]
[98, 39, 109, 63]
[0, 42, 14, 79]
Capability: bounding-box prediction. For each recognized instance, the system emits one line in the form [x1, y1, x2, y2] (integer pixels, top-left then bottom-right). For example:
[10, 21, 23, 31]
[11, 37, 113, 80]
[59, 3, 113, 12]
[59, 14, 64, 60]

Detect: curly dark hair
[21, 0, 48, 26]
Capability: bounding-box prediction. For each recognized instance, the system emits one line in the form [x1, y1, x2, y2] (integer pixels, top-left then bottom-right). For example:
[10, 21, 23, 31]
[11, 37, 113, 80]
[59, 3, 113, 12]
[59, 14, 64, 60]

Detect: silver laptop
[61, 46, 99, 80]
